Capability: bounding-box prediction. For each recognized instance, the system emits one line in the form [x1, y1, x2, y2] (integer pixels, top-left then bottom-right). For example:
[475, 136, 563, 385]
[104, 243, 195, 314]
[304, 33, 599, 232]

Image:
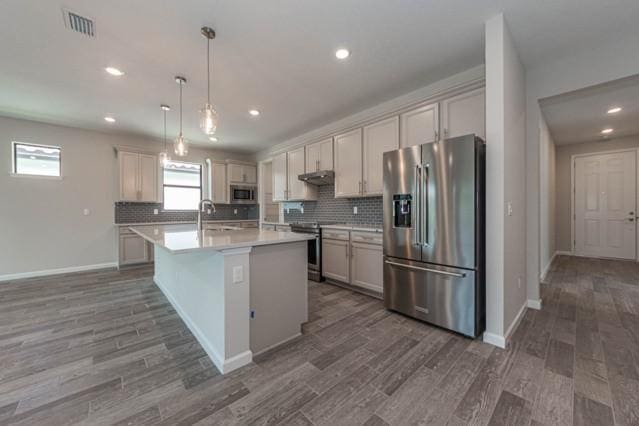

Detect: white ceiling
[1, 1, 638, 153]
[540, 75, 639, 145]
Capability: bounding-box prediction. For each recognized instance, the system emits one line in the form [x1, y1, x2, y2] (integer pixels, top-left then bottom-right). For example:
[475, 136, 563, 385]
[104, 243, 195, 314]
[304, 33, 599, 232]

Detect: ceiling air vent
[62, 9, 95, 37]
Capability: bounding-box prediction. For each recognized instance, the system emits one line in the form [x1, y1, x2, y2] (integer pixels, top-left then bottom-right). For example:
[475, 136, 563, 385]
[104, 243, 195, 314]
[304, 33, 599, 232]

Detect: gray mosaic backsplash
[115, 202, 259, 224]
[283, 184, 383, 225]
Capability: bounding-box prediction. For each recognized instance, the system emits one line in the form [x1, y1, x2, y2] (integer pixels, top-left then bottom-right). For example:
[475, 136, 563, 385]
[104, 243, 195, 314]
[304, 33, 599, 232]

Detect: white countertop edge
[128, 226, 314, 254]
[117, 219, 259, 227]
[320, 224, 383, 233]
[260, 221, 290, 226]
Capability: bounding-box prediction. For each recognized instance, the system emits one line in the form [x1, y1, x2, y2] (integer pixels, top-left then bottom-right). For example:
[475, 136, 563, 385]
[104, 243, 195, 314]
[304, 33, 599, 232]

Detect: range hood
[298, 170, 335, 186]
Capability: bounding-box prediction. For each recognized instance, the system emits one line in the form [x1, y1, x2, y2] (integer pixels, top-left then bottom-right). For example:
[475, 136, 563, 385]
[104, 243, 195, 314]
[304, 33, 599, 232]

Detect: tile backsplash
[283, 184, 383, 225]
[115, 202, 259, 224]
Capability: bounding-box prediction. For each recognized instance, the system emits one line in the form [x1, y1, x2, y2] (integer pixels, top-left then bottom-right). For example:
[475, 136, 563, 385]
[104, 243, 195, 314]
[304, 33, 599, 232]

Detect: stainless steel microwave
[230, 185, 256, 204]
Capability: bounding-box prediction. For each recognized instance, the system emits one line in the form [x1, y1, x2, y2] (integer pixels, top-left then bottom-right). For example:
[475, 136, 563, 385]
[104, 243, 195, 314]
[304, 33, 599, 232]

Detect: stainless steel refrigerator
[382, 134, 485, 338]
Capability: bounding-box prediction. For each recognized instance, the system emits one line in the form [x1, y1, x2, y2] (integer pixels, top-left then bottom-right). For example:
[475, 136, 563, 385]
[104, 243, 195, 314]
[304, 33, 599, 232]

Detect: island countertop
[129, 224, 314, 254]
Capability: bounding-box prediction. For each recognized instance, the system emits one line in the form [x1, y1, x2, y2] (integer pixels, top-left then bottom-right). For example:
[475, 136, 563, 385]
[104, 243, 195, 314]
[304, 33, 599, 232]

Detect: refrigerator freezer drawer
[383, 256, 481, 337]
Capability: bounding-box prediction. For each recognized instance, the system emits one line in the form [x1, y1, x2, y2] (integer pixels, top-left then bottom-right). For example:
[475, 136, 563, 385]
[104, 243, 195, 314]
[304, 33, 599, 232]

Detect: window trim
[162, 160, 203, 211]
[11, 141, 62, 178]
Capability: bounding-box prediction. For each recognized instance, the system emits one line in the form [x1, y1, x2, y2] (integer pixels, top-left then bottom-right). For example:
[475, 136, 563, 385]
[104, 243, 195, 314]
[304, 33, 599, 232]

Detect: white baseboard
[555, 250, 572, 256]
[253, 333, 302, 358]
[482, 332, 506, 349]
[483, 299, 528, 349]
[0, 262, 118, 283]
[527, 299, 542, 310]
[154, 275, 253, 374]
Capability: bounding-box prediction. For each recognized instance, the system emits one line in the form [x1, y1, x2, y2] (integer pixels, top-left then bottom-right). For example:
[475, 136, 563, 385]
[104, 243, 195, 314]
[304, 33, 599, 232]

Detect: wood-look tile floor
[0, 255, 638, 425]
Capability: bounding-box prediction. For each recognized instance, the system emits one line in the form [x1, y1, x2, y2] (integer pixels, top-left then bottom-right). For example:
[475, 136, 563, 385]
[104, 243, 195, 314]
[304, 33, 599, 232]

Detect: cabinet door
[351, 242, 383, 293]
[305, 142, 320, 173]
[272, 152, 288, 201]
[441, 88, 485, 140]
[363, 116, 399, 196]
[287, 147, 307, 200]
[322, 239, 350, 283]
[119, 152, 139, 201]
[228, 163, 244, 184]
[318, 138, 334, 171]
[119, 234, 148, 265]
[334, 128, 363, 198]
[211, 162, 227, 204]
[400, 103, 439, 148]
[138, 154, 158, 202]
[244, 165, 257, 184]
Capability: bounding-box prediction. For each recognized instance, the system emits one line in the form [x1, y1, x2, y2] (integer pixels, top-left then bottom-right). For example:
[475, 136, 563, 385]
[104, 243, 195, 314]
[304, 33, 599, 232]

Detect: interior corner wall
[0, 116, 251, 278]
[525, 31, 639, 306]
[539, 116, 556, 278]
[485, 13, 527, 341]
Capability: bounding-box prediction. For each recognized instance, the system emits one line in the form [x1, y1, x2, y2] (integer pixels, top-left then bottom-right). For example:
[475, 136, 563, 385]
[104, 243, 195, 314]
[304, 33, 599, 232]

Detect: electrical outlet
[250, 310, 255, 319]
[232, 266, 243, 283]
[301, 206, 304, 214]
[507, 202, 513, 216]
[207, 208, 211, 214]
[83, 208, 90, 216]
[153, 209, 159, 215]
[353, 206, 358, 214]
[234, 209, 238, 215]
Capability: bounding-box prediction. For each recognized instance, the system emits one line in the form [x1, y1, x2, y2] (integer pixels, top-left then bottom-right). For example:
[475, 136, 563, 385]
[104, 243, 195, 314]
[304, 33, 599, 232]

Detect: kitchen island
[129, 224, 314, 374]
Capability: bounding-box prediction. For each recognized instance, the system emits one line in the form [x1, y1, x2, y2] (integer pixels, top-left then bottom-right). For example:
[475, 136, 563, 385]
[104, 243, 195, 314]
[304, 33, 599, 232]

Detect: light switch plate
[234, 209, 238, 215]
[507, 202, 513, 216]
[232, 266, 243, 283]
[353, 206, 358, 214]
[153, 209, 159, 215]
[83, 208, 90, 216]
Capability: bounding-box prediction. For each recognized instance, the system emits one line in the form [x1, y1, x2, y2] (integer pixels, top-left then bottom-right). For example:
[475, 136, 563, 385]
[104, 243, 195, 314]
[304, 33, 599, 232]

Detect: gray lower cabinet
[322, 229, 383, 294]
[350, 242, 383, 293]
[322, 238, 350, 283]
[119, 228, 152, 266]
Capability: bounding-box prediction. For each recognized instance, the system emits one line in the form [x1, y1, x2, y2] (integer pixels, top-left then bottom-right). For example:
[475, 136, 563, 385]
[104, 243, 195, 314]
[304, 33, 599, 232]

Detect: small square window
[13, 142, 61, 177]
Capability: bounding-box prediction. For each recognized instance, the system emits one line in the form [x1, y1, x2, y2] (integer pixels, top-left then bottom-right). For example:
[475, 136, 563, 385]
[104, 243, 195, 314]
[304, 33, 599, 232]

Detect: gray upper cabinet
[363, 116, 399, 196]
[334, 128, 363, 198]
[210, 161, 227, 204]
[228, 162, 257, 185]
[441, 88, 485, 140]
[271, 152, 288, 202]
[305, 137, 333, 172]
[400, 102, 439, 148]
[118, 151, 158, 202]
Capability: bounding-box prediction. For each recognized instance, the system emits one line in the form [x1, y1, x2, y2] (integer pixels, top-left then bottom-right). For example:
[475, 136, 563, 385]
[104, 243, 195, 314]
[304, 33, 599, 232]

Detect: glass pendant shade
[159, 151, 170, 166]
[200, 103, 218, 135]
[174, 133, 188, 156]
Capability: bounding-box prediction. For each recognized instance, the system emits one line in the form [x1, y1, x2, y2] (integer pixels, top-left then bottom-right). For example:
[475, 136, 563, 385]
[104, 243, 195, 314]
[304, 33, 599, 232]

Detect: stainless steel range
[289, 222, 324, 282]
[382, 134, 486, 338]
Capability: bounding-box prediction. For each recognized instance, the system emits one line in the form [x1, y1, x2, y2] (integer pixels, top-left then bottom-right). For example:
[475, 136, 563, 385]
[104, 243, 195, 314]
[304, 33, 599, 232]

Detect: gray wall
[283, 184, 382, 226]
[555, 135, 639, 252]
[0, 115, 251, 278]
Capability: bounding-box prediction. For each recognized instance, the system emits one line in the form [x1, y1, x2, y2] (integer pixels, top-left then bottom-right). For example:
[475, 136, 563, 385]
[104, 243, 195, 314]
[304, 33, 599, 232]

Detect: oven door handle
[384, 260, 466, 278]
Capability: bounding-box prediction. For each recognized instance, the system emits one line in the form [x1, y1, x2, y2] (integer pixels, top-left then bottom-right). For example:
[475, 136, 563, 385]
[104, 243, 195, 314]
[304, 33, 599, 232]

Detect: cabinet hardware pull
[384, 260, 466, 278]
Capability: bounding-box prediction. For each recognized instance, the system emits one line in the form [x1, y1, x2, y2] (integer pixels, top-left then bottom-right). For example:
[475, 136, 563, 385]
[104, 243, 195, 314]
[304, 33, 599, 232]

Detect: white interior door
[574, 151, 636, 259]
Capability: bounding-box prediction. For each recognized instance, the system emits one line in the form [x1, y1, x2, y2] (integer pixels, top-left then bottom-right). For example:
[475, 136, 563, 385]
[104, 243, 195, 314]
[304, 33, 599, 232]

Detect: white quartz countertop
[117, 219, 258, 227]
[321, 224, 383, 233]
[128, 224, 314, 254]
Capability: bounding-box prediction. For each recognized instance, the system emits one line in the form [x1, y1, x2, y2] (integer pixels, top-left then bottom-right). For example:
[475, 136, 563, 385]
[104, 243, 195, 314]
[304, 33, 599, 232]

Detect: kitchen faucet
[197, 199, 215, 231]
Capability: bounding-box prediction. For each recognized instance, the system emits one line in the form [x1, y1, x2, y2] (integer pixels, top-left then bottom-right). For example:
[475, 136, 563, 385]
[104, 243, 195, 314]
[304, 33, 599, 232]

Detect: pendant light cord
[179, 81, 183, 134]
[163, 110, 167, 151]
[207, 37, 211, 104]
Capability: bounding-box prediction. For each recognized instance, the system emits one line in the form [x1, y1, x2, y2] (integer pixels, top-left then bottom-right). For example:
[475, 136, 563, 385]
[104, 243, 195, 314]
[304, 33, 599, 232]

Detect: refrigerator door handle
[384, 260, 467, 278]
[414, 164, 421, 246]
[422, 163, 430, 246]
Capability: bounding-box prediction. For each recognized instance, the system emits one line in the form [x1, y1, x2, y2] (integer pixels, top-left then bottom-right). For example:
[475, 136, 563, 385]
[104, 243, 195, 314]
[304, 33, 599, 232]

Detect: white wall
[484, 14, 527, 343]
[0, 116, 250, 278]
[539, 116, 556, 279]
[554, 136, 639, 253]
[525, 31, 639, 305]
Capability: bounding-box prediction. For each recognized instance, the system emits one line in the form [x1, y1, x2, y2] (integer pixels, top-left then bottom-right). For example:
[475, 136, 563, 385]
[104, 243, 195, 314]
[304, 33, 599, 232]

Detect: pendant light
[199, 26, 218, 135]
[159, 104, 171, 166]
[174, 76, 188, 157]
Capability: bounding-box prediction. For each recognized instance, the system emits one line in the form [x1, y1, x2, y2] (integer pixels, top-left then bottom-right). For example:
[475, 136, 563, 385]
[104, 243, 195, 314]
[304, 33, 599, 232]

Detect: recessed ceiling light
[601, 128, 613, 134]
[105, 67, 124, 76]
[607, 107, 622, 114]
[249, 109, 260, 117]
[335, 48, 350, 60]
[209, 136, 218, 142]
[104, 116, 116, 123]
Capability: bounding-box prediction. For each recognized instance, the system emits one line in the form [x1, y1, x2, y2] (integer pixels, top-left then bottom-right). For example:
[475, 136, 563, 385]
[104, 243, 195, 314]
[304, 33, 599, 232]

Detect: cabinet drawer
[322, 229, 350, 241]
[351, 231, 383, 245]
